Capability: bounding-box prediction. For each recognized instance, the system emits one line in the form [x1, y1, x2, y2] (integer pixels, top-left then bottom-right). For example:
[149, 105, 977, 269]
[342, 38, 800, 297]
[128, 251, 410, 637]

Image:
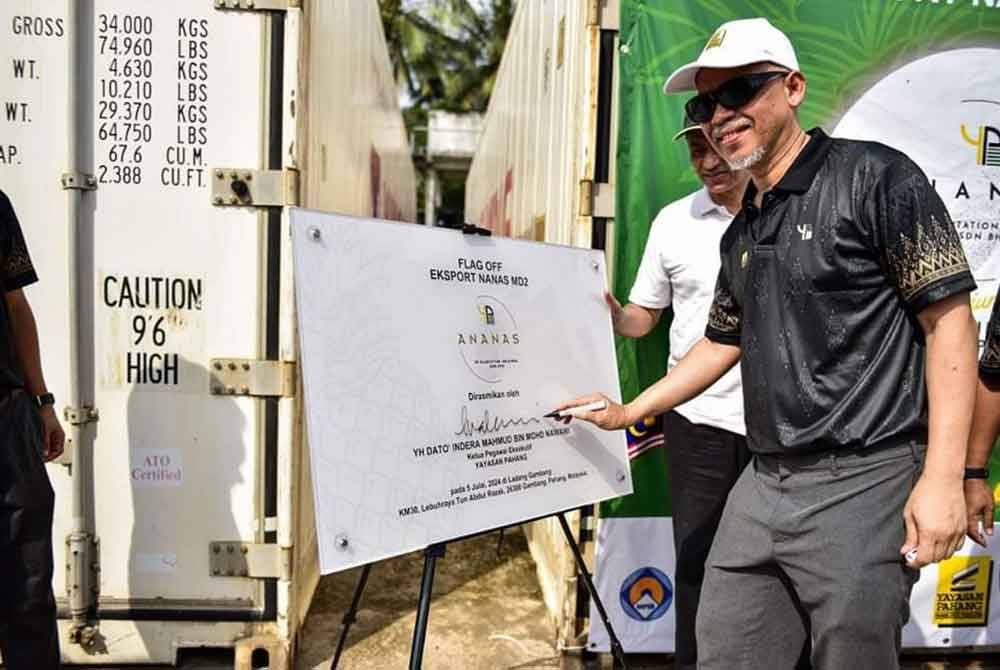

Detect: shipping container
[0, 0, 415, 665]
[464, 0, 620, 649]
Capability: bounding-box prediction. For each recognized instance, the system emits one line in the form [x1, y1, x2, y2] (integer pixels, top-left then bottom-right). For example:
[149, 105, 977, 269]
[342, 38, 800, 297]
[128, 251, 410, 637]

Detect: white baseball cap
[662, 18, 799, 94]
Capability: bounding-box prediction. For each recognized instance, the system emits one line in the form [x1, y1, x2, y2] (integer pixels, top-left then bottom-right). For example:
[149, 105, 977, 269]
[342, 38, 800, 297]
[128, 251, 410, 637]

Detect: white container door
[1, 0, 275, 618]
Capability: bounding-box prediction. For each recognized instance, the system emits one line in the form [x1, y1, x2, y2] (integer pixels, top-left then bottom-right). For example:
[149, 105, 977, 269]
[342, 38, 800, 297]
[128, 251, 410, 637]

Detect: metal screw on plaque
[335, 534, 349, 550]
[309, 227, 321, 241]
[215, 170, 224, 179]
[616, 470, 626, 483]
[592, 261, 600, 271]
[213, 362, 222, 371]
[214, 196, 224, 205]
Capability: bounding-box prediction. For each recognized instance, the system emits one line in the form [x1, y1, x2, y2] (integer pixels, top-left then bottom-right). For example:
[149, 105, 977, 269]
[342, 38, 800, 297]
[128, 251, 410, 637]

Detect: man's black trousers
[0, 390, 60, 669]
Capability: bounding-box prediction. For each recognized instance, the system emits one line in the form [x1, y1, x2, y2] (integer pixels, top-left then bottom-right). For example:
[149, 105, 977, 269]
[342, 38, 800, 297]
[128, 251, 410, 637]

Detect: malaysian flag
[626, 414, 663, 460]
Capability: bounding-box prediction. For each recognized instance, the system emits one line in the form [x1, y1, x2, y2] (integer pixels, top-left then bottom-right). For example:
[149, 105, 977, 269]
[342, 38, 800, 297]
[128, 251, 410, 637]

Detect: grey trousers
[696, 441, 924, 670]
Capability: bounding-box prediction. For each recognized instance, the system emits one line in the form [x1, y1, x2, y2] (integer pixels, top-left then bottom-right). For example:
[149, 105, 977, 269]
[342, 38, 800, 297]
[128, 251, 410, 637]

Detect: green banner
[606, 0, 1000, 521]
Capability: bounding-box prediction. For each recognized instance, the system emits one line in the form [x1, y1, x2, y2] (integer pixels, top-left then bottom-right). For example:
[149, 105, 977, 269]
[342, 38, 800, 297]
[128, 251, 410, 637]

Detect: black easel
[329, 511, 628, 670]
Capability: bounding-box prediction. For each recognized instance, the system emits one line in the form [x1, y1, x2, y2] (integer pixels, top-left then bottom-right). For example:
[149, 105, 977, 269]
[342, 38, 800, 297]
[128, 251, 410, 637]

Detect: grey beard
[727, 146, 766, 170]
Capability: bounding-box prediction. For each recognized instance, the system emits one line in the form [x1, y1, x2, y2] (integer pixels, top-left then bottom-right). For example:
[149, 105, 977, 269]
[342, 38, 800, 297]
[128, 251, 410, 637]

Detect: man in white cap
[608, 117, 752, 670]
[558, 17, 977, 669]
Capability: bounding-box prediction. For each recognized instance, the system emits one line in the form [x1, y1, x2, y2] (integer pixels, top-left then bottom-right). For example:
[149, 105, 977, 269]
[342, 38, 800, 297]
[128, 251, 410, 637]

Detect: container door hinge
[61, 172, 97, 191]
[210, 168, 300, 208]
[579, 180, 615, 219]
[587, 0, 619, 31]
[212, 0, 301, 12]
[64, 405, 99, 425]
[209, 359, 296, 398]
[210, 542, 291, 580]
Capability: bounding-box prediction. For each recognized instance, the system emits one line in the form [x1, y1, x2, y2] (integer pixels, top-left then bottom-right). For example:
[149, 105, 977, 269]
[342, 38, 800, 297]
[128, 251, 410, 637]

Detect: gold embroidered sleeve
[980, 289, 1000, 378]
[705, 268, 741, 345]
[875, 159, 975, 313]
[0, 191, 38, 291]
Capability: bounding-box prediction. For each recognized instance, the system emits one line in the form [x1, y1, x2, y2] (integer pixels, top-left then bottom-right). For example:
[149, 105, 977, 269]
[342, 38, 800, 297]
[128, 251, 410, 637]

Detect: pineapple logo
[704, 28, 726, 51]
[961, 123, 1000, 168]
[459, 297, 520, 383]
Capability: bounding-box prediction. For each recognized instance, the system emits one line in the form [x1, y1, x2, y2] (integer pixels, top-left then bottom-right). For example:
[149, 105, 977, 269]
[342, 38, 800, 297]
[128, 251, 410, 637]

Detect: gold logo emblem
[705, 28, 726, 50]
[961, 124, 1000, 168]
[933, 556, 993, 627]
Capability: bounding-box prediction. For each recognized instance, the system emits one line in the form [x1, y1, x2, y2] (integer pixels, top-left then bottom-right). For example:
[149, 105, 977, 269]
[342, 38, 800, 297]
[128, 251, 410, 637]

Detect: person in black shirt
[964, 291, 1000, 545]
[558, 18, 977, 670]
[0, 189, 64, 668]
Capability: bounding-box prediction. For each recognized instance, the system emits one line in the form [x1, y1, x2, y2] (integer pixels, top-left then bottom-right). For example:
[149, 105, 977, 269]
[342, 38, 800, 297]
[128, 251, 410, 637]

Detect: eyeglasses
[684, 71, 788, 123]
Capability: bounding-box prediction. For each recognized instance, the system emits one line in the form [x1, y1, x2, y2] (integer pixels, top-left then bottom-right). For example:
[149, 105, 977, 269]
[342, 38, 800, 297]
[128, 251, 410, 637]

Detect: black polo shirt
[705, 129, 976, 454]
[0, 189, 38, 396]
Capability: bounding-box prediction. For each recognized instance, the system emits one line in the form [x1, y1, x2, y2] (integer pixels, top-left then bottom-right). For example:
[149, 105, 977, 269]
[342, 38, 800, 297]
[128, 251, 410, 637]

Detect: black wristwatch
[35, 392, 55, 409]
[964, 467, 990, 480]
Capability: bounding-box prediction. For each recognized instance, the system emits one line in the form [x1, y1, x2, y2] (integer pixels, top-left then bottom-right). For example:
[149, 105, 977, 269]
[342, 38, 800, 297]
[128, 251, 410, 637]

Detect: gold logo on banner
[933, 556, 993, 627]
[961, 123, 1000, 168]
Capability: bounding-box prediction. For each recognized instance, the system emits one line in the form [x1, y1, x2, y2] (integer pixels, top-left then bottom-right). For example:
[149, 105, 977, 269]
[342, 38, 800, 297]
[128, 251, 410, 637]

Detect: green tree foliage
[381, 0, 514, 113]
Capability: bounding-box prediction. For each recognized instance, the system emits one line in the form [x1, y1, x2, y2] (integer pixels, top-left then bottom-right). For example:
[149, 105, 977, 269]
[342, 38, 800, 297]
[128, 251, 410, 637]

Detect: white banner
[290, 210, 633, 573]
[589, 518, 677, 653]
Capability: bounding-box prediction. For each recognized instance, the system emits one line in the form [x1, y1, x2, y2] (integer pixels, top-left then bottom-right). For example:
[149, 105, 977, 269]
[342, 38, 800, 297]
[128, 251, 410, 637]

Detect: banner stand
[328, 510, 630, 670]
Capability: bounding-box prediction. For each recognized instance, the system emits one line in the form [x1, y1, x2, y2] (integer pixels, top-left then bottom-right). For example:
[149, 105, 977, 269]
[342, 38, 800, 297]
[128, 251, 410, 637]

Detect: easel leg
[409, 542, 446, 670]
[557, 512, 628, 670]
[329, 563, 373, 669]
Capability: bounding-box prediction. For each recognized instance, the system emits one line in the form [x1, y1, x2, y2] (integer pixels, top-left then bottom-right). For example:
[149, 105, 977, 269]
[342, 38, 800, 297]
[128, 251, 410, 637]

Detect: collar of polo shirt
[742, 128, 834, 206]
[693, 187, 733, 218]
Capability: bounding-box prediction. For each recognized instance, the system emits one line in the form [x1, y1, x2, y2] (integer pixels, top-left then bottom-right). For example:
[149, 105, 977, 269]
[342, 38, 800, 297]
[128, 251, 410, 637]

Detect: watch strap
[964, 467, 990, 480]
[35, 392, 55, 408]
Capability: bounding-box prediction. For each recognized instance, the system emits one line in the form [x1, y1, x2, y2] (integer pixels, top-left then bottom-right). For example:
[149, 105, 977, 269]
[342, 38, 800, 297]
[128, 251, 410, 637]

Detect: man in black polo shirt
[559, 17, 978, 669]
[0, 189, 64, 668]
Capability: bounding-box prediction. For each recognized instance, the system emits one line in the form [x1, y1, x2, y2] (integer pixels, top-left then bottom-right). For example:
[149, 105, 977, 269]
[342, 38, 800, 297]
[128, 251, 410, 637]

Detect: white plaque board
[290, 210, 633, 573]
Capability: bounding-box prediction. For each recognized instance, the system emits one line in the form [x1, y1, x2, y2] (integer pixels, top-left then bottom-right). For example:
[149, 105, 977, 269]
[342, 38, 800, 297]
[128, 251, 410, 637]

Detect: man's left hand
[965, 478, 995, 547]
[902, 474, 967, 568]
[39, 405, 65, 462]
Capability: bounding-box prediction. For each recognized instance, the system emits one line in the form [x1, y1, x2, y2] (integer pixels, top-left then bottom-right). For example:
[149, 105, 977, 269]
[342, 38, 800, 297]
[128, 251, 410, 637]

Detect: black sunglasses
[685, 71, 788, 123]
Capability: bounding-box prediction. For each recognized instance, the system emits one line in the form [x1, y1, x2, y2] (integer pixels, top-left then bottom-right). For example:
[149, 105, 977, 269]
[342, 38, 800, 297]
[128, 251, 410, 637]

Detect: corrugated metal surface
[0, 0, 415, 665]
[464, 0, 618, 648]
